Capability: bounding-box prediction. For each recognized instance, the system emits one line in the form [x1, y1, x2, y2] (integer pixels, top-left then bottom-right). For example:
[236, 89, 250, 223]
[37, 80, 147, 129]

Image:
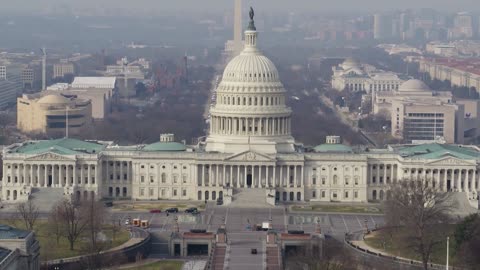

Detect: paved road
[110, 205, 384, 256]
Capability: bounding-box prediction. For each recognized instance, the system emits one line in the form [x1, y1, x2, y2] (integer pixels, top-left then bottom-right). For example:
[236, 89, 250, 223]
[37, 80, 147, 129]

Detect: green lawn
[123, 260, 184, 270]
[112, 201, 205, 212]
[292, 204, 382, 214]
[1, 219, 130, 261]
[364, 226, 456, 265]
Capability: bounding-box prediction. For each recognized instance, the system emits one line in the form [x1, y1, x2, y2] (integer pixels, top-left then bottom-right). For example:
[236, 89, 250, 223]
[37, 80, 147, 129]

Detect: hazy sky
[1, 0, 478, 14]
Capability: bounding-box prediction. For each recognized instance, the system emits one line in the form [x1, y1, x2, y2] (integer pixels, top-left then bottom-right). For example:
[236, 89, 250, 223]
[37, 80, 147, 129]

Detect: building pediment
[425, 155, 475, 166]
[225, 151, 274, 162]
[25, 152, 75, 162]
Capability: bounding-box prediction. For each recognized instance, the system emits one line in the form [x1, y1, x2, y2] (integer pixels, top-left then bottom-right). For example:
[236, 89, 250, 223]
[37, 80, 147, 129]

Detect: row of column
[104, 161, 131, 181]
[197, 164, 304, 188]
[402, 168, 478, 192]
[4, 163, 98, 188]
[211, 116, 291, 136]
[369, 164, 398, 185]
[219, 95, 284, 107]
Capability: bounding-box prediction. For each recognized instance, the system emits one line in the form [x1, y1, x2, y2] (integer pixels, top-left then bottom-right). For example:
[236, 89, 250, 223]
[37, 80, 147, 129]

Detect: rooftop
[71, 77, 116, 89]
[0, 225, 30, 239]
[396, 143, 480, 160]
[14, 138, 105, 155]
[143, 142, 187, 152]
[313, 144, 353, 153]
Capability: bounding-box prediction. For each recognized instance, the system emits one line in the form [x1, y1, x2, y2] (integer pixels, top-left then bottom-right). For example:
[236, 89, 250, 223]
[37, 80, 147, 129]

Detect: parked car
[185, 207, 198, 214]
[104, 202, 113, 207]
[165, 208, 178, 213]
[149, 209, 162, 213]
[216, 198, 223, 205]
[251, 249, 257, 255]
[125, 219, 130, 225]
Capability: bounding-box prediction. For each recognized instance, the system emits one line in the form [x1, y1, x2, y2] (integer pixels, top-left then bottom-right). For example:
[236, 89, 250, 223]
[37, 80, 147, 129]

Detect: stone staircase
[30, 188, 65, 211]
[266, 246, 282, 270]
[211, 246, 226, 270]
[229, 188, 271, 208]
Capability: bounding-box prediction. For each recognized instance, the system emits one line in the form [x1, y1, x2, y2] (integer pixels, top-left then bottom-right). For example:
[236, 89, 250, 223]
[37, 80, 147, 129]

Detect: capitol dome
[205, 10, 295, 154]
[398, 79, 430, 92]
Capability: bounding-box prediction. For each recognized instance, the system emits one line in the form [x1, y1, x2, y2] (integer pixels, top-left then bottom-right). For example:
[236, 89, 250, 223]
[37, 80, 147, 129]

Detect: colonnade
[210, 116, 291, 136]
[3, 163, 98, 188]
[197, 164, 304, 188]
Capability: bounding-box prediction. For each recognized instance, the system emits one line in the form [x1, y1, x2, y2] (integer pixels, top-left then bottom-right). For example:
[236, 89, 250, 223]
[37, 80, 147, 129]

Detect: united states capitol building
[1, 14, 480, 208]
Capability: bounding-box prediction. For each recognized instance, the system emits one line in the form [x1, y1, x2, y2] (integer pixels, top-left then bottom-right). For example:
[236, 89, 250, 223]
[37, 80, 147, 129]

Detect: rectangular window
[173, 189, 177, 196]
[372, 176, 376, 183]
[149, 188, 154, 196]
[322, 178, 326, 185]
[140, 188, 145, 196]
[183, 175, 187, 184]
[150, 176, 154, 183]
[345, 191, 349, 198]
[354, 191, 358, 198]
[173, 175, 178, 184]
[124, 174, 127, 180]
[182, 189, 187, 196]
[110, 174, 113, 180]
[355, 178, 359, 185]
[312, 190, 316, 198]
[161, 189, 165, 197]
[321, 191, 326, 198]
[141, 176, 145, 183]
[312, 178, 316, 185]
[92, 177, 95, 184]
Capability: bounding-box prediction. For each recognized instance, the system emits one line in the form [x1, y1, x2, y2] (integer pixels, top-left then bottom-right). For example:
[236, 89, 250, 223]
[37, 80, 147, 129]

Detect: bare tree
[16, 200, 39, 230]
[54, 199, 89, 250]
[47, 203, 62, 244]
[80, 198, 106, 249]
[383, 179, 453, 270]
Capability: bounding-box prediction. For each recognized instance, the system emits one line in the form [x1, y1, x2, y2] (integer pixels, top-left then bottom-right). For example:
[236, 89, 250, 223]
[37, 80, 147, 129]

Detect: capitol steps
[30, 187, 65, 211]
[229, 188, 271, 208]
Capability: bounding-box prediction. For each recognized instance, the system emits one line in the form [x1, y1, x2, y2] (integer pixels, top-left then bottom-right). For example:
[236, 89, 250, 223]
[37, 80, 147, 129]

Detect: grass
[364, 225, 456, 265]
[1, 219, 130, 261]
[123, 260, 184, 270]
[112, 201, 205, 212]
[291, 204, 382, 214]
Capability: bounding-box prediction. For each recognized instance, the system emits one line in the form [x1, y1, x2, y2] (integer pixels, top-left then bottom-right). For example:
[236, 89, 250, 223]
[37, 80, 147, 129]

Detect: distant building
[0, 66, 6, 80]
[21, 68, 35, 90]
[419, 57, 480, 93]
[449, 12, 474, 39]
[0, 79, 20, 110]
[105, 61, 144, 98]
[17, 93, 92, 136]
[374, 14, 392, 40]
[373, 79, 480, 144]
[0, 225, 40, 270]
[46, 76, 116, 119]
[53, 62, 75, 79]
[331, 58, 406, 93]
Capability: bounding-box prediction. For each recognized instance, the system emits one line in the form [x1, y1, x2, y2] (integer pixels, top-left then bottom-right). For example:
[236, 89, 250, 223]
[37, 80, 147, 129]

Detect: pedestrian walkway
[182, 260, 207, 270]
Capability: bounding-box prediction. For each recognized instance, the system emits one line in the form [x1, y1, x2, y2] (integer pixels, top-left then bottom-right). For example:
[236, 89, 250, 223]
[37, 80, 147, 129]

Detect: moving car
[185, 207, 198, 214]
[149, 209, 162, 213]
[165, 208, 179, 213]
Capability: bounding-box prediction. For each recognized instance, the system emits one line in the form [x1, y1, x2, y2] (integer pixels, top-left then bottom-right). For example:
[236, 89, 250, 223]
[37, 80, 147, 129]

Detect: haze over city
[0, 0, 479, 270]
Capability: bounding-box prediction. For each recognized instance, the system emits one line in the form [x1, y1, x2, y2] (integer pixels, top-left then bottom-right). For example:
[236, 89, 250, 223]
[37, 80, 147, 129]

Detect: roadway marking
[225, 207, 230, 225]
[341, 215, 349, 232]
[161, 215, 168, 230]
[149, 213, 156, 224]
[356, 216, 363, 228]
[370, 215, 377, 228]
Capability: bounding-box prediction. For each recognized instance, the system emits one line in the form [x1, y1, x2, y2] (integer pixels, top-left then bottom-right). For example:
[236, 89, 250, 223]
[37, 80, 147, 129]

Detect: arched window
[198, 191, 202, 200]
[205, 191, 209, 201]
[333, 175, 338, 185]
[212, 191, 217, 200]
